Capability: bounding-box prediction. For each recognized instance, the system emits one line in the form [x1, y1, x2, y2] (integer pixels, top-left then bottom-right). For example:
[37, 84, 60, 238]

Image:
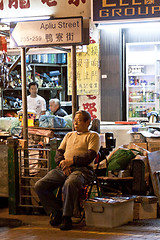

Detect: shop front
[91, 1, 160, 220]
[92, 0, 160, 122]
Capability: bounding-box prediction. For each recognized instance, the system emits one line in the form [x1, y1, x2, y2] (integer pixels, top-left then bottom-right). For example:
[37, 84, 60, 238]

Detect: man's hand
[63, 167, 72, 176]
[59, 159, 73, 170]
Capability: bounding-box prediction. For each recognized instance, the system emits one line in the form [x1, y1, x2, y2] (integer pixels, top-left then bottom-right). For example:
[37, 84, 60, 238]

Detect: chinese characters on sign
[0, 0, 87, 10]
[11, 17, 83, 47]
[83, 95, 97, 120]
[79, 95, 100, 120]
[7, 0, 30, 9]
[68, 43, 99, 95]
[41, 0, 57, 7]
[68, 0, 87, 7]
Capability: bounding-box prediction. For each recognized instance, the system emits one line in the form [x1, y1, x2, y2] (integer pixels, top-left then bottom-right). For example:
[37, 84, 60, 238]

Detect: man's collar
[54, 107, 60, 114]
[77, 131, 89, 135]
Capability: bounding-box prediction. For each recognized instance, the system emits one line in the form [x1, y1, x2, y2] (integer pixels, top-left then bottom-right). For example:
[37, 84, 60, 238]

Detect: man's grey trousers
[34, 167, 94, 216]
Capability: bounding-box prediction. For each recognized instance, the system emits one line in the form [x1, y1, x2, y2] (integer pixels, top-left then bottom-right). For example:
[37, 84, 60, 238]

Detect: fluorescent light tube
[1, 16, 51, 23]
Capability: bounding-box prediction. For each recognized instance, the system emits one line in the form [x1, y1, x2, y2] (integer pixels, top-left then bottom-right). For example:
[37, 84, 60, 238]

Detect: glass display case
[126, 43, 160, 121]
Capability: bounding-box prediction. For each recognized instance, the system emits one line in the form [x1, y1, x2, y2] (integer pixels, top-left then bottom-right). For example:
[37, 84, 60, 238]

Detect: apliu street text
[40, 20, 80, 31]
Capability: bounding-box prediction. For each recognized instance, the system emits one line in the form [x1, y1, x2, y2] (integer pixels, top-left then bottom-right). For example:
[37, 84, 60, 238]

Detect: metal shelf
[129, 102, 155, 104]
[128, 85, 155, 88]
[3, 87, 63, 91]
[128, 74, 155, 76]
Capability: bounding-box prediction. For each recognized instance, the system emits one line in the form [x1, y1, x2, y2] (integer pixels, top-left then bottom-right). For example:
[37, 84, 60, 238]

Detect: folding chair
[73, 151, 107, 224]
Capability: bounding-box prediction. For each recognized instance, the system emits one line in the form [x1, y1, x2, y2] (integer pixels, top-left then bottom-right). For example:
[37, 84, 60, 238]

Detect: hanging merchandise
[0, 51, 9, 88]
[0, 36, 7, 52]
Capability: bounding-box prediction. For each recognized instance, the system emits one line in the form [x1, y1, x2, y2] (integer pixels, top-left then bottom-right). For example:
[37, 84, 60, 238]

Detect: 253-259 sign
[92, 0, 160, 23]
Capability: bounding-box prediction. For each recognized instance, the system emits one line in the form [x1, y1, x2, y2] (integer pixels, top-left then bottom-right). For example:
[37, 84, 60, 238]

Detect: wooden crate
[146, 137, 160, 143]
[131, 142, 148, 150]
[148, 143, 160, 152]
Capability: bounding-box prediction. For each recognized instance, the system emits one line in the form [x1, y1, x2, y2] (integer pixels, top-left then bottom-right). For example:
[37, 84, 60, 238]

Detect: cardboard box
[146, 137, 160, 143]
[84, 198, 134, 228]
[131, 142, 148, 150]
[148, 143, 160, 152]
[22, 119, 39, 127]
[133, 196, 157, 220]
[131, 133, 146, 143]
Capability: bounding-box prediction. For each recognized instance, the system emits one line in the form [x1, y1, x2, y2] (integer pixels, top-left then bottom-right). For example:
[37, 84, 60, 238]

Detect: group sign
[11, 17, 83, 47]
[92, 0, 160, 23]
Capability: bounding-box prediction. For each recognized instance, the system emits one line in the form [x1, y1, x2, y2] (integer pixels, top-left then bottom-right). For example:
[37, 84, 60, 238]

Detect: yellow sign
[68, 43, 99, 95]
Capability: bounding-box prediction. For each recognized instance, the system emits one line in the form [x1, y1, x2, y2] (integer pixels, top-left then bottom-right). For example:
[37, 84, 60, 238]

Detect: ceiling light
[1, 16, 51, 23]
[97, 20, 160, 30]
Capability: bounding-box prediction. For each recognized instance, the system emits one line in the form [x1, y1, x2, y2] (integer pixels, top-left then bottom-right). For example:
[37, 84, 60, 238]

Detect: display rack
[126, 43, 160, 121]
[0, 53, 68, 117]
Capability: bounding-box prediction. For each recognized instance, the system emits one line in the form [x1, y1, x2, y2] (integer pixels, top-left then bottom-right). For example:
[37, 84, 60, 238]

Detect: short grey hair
[49, 98, 60, 107]
[75, 110, 91, 122]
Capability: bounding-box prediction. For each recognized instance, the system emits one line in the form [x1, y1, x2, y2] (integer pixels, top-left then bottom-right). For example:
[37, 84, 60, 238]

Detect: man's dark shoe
[60, 216, 72, 230]
[50, 210, 62, 226]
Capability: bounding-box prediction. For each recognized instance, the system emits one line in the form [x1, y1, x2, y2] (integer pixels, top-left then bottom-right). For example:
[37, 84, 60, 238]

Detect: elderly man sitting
[35, 110, 100, 230]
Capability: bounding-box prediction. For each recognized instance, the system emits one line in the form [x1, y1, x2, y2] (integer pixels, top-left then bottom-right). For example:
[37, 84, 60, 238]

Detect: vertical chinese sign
[79, 94, 100, 121]
[68, 43, 99, 95]
[68, 43, 100, 120]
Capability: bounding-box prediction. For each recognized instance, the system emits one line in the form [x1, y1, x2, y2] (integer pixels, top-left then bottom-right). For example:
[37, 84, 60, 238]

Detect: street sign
[11, 17, 83, 47]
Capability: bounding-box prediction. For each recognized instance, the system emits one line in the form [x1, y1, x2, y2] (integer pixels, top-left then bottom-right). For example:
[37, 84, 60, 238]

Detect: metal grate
[18, 147, 51, 209]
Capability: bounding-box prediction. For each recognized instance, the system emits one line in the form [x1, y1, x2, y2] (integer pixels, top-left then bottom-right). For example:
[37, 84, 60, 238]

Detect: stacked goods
[133, 196, 158, 220]
[106, 143, 150, 191]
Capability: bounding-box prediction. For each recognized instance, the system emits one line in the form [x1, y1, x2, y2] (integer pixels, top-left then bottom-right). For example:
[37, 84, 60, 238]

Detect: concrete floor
[0, 208, 159, 240]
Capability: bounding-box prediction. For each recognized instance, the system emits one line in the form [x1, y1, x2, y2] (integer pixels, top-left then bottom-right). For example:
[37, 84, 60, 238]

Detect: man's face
[29, 85, 38, 98]
[49, 102, 58, 113]
[74, 113, 90, 132]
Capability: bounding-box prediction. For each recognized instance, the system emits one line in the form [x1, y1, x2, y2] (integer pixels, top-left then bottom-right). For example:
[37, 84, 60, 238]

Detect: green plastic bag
[107, 148, 142, 173]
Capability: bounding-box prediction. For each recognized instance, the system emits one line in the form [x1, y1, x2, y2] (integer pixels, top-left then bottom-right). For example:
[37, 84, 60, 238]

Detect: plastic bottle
[146, 91, 149, 102]
[132, 107, 136, 117]
[151, 91, 154, 102]
[132, 91, 137, 102]
[129, 106, 133, 117]
[140, 90, 143, 102]
[148, 90, 151, 102]
[137, 91, 139, 102]
[142, 106, 146, 117]
[130, 77, 135, 85]
[139, 106, 143, 117]
[143, 91, 146, 102]
[129, 91, 132, 102]
[135, 106, 139, 117]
